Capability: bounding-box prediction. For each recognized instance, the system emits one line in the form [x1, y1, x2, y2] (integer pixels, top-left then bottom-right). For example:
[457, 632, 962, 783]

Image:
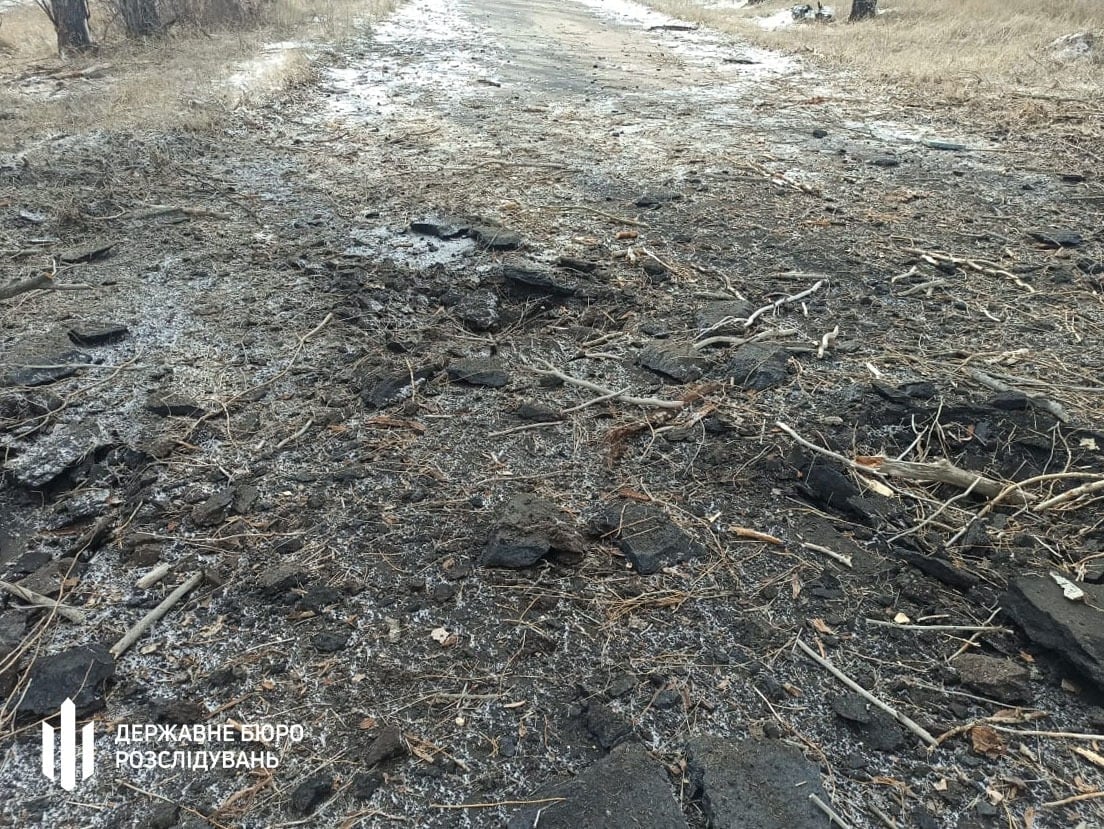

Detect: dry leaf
[430, 626, 458, 646]
[933, 778, 948, 792]
[893, 612, 911, 625]
[358, 717, 378, 730]
[969, 725, 1007, 758]
[810, 618, 835, 635]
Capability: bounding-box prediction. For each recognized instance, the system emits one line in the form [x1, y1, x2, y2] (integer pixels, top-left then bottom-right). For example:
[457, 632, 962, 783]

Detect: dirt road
[3, 0, 1103, 827]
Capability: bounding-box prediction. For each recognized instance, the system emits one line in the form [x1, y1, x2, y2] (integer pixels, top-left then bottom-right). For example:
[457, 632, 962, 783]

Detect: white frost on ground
[225, 41, 309, 91]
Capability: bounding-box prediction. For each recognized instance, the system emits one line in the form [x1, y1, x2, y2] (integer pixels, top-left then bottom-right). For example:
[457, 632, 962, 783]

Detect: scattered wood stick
[800, 541, 853, 568]
[110, 572, 204, 658]
[0, 580, 87, 624]
[531, 363, 684, 410]
[794, 637, 938, 747]
[988, 724, 1104, 742]
[865, 619, 1009, 634]
[1035, 478, 1104, 511]
[810, 793, 857, 829]
[729, 527, 784, 545]
[946, 608, 1002, 662]
[896, 278, 948, 297]
[432, 797, 566, 810]
[693, 326, 800, 351]
[903, 247, 1034, 292]
[561, 387, 631, 414]
[742, 280, 826, 330]
[1040, 790, 1104, 809]
[860, 457, 1031, 505]
[817, 326, 839, 359]
[135, 564, 173, 590]
[275, 418, 314, 450]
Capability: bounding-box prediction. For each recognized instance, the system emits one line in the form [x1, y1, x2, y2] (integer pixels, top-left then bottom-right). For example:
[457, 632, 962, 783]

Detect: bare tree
[36, 0, 93, 53]
[850, 0, 878, 21]
[116, 0, 162, 36]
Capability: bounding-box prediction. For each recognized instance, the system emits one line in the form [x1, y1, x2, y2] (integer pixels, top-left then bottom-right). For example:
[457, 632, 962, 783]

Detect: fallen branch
[865, 619, 1009, 634]
[1035, 478, 1104, 511]
[729, 527, 784, 545]
[903, 247, 1034, 293]
[0, 580, 86, 624]
[531, 363, 684, 410]
[110, 572, 204, 658]
[800, 541, 853, 568]
[795, 637, 938, 747]
[810, 793, 856, 829]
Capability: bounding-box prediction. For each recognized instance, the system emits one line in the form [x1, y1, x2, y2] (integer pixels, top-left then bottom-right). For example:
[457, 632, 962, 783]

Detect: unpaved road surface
[3, 0, 1104, 827]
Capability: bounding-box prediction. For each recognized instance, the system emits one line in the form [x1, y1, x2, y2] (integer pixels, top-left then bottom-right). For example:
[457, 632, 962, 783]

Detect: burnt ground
[2, 0, 1104, 826]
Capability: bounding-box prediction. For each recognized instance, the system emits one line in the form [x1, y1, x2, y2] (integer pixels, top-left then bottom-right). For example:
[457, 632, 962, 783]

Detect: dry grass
[0, 0, 395, 143]
[646, 0, 1103, 103]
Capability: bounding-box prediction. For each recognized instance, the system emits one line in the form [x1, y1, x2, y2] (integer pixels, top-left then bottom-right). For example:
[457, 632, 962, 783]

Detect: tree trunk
[50, 0, 93, 53]
[849, 0, 878, 21]
[117, 0, 162, 37]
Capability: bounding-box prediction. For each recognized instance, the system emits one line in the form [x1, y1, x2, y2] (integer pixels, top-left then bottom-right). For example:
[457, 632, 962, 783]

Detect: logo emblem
[42, 698, 95, 790]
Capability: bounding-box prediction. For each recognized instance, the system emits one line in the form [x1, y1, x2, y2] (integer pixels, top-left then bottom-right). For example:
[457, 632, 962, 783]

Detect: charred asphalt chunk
[409, 215, 470, 239]
[289, 773, 334, 815]
[145, 391, 206, 418]
[593, 501, 706, 575]
[695, 299, 755, 337]
[1003, 576, 1104, 692]
[582, 701, 634, 750]
[952, 653, 1032, 704]
[725, 344, 791, 390]
[1027, 227, 1083, 248]
[5, 425, 113, 489]
[362, 725, 407, 767]
[830, 693, 905, 751]
[507, 741, 688, 829]
[453, 288, 500, 331]
[638, 343, 705, 384]
[357, 363, 439, 409]
[67, 323, 130, 347]
[469, 223, 522, 250]
[18, 644, 115, 718]
[2, 349, 91, 387]
[482, 493, 587, 568]
[447, 357, 509, 388]
[501, 264, 579, 297]
[686, 737, 829, 829]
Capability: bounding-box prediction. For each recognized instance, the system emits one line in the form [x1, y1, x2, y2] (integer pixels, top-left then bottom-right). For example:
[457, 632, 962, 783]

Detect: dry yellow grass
[0, 0, 395, 142]
[645, 0, 1103, 103]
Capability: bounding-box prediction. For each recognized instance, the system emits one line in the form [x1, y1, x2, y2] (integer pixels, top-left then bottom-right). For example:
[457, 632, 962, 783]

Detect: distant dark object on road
[792, 3, 835, 23]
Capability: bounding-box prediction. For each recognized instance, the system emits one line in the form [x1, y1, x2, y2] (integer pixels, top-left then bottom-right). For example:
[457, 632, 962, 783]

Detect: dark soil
[2, 0, 1104, 826]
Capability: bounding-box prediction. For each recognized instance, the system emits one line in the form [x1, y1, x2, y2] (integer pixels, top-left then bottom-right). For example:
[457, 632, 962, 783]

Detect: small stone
[812, 128, 828, 138]
[257, 564, 308, 594]
[18, 644, 115, 718]
[634, 191, 680, 208]
[869, 156, 901, 167]
[67, 323, 130, 347]
[232, 484, 260, 515]
[952, 653, 1032, 704]
[447, 357, 509, 388]
[364, 725, 407, 767]
[830, 693, 905, 751]
[289, 773, 333, 815]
